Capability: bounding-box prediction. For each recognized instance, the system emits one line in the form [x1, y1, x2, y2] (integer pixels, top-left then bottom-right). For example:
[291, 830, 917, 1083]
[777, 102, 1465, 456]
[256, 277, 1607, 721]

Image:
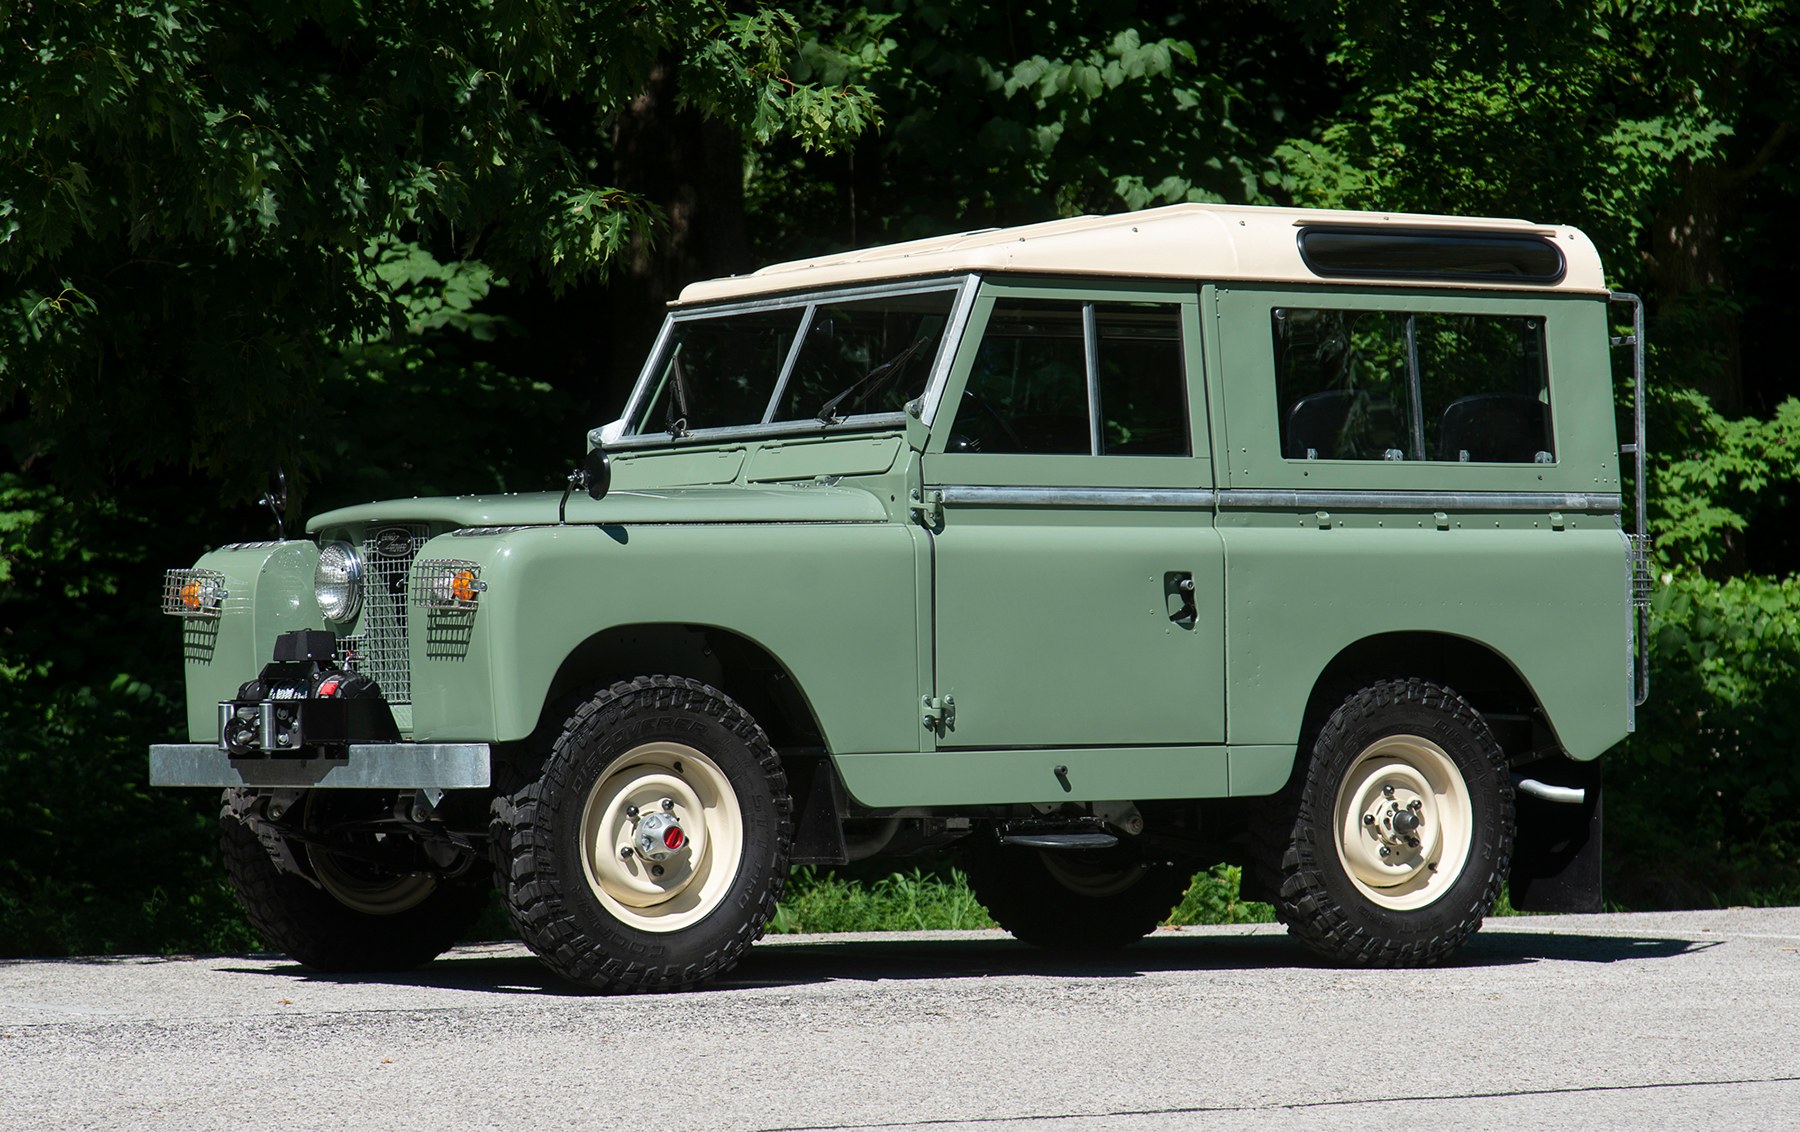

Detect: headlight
[314, 542, 363, 622]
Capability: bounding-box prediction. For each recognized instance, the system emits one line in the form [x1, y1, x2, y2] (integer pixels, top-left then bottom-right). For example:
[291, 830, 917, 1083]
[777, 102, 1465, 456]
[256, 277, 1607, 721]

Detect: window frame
[925, 278, 1209, 490]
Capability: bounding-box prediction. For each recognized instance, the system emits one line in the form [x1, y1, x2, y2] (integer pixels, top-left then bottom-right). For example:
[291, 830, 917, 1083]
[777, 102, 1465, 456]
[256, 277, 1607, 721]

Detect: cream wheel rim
[1332, 734, 1473, 911]
[308, 846, 438, 916]
[577, 742, 744, 933]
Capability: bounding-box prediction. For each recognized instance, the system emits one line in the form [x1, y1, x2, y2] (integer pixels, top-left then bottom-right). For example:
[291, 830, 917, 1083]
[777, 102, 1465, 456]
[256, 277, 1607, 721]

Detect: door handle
[1165, 572, 1197, 628]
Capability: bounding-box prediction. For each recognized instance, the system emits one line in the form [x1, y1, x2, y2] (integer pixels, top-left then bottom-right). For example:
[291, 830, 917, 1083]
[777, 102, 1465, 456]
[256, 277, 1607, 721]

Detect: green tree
[2, 0, 876, 502]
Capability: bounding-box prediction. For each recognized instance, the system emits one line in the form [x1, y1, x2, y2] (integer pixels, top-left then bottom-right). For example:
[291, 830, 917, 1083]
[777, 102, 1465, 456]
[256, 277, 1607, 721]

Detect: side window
[951, 298, 1190, 456]
[954, 302, 1089, 454]
[1273, 307, 1551, 463]
[1096, 303, 1188, 455]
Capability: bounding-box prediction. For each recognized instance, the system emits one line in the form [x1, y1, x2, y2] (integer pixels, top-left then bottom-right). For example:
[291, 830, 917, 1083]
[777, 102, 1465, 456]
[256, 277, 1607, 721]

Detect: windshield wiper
[815, 335, 933, 425]
[665, 352, 694, 438]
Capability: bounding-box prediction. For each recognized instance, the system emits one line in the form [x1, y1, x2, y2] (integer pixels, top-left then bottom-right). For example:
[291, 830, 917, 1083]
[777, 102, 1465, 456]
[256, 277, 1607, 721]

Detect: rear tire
[960, 840, 1191, 951]
[1270, 678, 1514, 967]
[219, 790, 490, 971]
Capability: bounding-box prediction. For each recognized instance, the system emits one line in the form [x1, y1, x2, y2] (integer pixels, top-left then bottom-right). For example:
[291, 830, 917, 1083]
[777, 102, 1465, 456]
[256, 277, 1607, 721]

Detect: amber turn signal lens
[180, 579, 204, 610]
[451, 570, 480, 603]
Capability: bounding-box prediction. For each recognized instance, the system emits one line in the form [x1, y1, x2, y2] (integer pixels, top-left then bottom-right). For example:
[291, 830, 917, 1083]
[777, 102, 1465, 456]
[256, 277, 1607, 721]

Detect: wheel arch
[1298, 631, 1553, 767]
[536, 622, 828, 752]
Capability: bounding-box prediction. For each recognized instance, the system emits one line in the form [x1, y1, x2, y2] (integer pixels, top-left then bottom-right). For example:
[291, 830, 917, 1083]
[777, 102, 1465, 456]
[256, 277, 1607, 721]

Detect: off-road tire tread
[219, 792, 490, 971]
[1269, 677, 1514, 968]
[490, 676, 791, 993]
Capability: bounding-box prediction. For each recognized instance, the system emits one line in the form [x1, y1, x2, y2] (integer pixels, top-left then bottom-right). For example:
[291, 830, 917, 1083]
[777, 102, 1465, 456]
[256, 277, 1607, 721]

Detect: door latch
[922, 694, 955, 735]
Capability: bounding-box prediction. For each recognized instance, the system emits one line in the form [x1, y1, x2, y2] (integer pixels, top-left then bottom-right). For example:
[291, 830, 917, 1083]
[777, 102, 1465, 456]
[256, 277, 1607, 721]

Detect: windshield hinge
[922, 694, 955, 736]
[909, 488, 943, 529]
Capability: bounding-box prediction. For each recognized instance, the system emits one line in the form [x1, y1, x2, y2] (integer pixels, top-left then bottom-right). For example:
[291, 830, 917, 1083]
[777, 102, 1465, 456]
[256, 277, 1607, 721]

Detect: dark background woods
[3, 1, 1797, 954]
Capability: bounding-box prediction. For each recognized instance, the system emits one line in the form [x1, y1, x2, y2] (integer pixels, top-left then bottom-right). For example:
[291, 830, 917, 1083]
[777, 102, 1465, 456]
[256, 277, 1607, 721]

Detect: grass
[766, 861, 1276, 935]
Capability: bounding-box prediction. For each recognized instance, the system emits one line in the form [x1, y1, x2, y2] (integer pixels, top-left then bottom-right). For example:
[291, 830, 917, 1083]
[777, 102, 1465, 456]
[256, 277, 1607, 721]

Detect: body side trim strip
[930, 484, 1622, 513]
[936, 486, 1218, 508]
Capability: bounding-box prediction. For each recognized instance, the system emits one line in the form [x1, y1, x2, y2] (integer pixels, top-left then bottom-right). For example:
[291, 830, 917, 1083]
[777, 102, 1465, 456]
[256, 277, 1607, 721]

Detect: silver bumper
[149, 743, 491, 789]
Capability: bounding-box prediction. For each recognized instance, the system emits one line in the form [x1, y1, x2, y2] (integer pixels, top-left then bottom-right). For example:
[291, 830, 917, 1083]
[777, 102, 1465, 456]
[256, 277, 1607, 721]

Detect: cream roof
[675, 202, 1608, 305]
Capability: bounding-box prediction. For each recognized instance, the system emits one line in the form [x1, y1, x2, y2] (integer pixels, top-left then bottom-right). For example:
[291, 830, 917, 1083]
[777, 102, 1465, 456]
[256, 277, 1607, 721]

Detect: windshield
[631, 286, 960, 437]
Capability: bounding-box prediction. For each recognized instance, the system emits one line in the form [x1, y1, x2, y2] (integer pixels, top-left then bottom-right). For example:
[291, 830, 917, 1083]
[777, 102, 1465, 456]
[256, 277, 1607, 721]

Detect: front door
[924, 283, 1224, 750]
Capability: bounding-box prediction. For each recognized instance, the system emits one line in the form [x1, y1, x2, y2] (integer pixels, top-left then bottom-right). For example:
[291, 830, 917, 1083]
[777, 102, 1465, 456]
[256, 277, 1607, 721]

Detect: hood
[305, 483, 890, 534]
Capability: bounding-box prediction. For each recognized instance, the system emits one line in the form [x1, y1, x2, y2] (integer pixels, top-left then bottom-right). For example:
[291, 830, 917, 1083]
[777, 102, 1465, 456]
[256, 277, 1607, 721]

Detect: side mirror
[583, 445, 612, 501]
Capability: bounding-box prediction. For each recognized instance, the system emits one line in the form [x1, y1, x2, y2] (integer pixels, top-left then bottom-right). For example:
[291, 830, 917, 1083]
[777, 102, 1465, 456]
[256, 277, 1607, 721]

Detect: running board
[996, 830, 1120, 850]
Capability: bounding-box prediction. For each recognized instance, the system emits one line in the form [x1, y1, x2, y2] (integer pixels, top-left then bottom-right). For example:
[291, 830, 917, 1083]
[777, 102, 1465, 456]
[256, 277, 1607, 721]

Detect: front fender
[408, 522, 922, 754]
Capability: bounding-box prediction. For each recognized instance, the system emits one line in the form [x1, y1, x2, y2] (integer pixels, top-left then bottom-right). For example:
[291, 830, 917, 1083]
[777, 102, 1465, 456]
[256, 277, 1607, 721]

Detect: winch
[218, 630, 401, 757]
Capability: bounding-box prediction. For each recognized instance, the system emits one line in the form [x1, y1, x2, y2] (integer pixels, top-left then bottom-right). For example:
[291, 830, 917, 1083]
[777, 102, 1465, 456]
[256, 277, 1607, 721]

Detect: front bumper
[149, 743, 491, 789]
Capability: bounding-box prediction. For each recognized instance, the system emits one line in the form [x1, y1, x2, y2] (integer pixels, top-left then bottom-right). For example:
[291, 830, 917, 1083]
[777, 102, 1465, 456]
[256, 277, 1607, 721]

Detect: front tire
[219, 790, 491, 971]
[960, 840, 1192, 951]
[1272, 678, 1514, 967]
[492, 676, 792, 992]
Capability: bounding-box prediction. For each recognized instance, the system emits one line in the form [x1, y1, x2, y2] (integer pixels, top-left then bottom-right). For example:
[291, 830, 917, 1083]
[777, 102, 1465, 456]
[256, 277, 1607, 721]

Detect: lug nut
[661, 797, 676, 812]
[1363, 814, 1375, 825]
[1379, 846, 1392, 858]
[620, 846, 635, 860]
[651, 865, 665, 877]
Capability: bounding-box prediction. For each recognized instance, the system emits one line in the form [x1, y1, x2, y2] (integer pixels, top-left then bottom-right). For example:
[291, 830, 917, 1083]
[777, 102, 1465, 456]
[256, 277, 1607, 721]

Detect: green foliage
[0, 471, 258, 955]
[746, 1, 1319, 258]
[1164, 864, 1276, 927]
[1609, 570, 1800, 907]
[768, 862, 1275, 934]
[0, 1, 878, 499]
[1650, 390, 1800, 571]
[769, 865, 997, 933]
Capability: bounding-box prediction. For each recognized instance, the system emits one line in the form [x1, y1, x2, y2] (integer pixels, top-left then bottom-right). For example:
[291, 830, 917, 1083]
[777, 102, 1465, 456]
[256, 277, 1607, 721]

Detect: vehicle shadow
[200, 924, 1715, 998]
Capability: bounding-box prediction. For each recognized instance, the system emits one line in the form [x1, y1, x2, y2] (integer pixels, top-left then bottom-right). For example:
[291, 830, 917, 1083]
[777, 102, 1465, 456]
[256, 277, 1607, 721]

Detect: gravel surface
[3, 908, 1797, 1130]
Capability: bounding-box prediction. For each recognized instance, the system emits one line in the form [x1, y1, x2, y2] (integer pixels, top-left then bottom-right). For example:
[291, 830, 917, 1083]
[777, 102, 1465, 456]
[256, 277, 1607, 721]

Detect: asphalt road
[3, 908, 1797, 1131]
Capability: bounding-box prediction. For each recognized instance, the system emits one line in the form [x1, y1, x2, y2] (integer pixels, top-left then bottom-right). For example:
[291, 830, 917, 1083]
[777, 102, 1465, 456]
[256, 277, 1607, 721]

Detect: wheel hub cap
[1333, 735, 1473, 911]
[576, 743, 744, 933]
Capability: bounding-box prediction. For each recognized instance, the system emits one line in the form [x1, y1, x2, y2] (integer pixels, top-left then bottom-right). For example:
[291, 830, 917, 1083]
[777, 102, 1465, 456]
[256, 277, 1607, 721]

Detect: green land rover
[152, 203, 1649, 991]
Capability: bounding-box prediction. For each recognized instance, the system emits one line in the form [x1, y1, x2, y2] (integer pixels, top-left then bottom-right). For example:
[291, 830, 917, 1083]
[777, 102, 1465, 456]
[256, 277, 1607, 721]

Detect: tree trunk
[1649, 159, 1742, 413]
[606, 57, 751, 410]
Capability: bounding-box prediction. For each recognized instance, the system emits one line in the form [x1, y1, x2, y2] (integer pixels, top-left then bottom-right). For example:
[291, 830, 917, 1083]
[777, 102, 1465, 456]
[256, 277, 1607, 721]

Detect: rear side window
[1274, 308, 1552, 463]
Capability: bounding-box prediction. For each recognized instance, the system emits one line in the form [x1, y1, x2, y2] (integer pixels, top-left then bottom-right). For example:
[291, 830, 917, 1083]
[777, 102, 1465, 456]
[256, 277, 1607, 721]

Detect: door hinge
[909, 488, 943, 529]
[922, 694, 955, 735]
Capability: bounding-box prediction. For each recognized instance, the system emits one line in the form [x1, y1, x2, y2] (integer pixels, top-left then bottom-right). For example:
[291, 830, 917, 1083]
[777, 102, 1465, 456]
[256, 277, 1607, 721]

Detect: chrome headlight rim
[314, 541, 364, 623]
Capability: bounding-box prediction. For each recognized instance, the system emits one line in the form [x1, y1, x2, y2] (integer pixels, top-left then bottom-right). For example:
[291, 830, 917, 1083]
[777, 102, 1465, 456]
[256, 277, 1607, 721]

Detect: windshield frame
[605, 275, 980, 451]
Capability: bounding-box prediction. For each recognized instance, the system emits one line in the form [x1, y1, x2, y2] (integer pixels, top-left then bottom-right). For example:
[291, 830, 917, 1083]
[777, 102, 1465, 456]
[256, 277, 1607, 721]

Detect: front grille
[339, 524, 427, 705]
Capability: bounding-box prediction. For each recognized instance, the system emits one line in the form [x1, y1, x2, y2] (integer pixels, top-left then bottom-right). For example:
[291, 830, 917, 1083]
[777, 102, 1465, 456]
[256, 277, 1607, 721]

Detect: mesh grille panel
[340, 524, 426, 705]
[1627, 533, 1652, 609]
